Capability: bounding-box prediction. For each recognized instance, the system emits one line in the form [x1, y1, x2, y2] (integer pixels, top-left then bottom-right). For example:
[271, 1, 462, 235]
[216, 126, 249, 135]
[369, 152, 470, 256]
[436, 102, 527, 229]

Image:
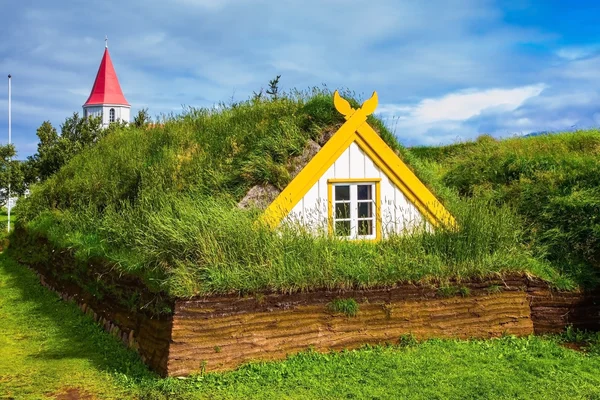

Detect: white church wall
[101, 105, 131, 126]
[84, 106, 103, 119]
[283, 141, 428, 239]
[83, 105, 131, 127]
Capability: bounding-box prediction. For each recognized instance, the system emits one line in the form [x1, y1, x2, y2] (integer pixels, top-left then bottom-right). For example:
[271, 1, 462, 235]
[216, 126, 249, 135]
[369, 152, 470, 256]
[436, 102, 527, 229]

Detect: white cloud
[411, 85, 546, 123]
[170, 0, 229, 9]
[374, 81, 597, 146]
[520, 91, 598, 110]
[2, 0, 599, 157]
[379, 84, 546, 129]
[0, 99, 68, 121]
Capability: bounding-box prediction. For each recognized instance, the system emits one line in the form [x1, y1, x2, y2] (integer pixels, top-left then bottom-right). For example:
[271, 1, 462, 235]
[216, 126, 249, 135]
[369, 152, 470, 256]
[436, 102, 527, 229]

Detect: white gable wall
[284, 141, 427, 238]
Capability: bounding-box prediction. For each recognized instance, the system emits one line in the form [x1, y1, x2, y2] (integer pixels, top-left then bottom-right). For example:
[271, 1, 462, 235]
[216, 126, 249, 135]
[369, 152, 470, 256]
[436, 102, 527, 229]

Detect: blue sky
[1, 0, 600, 158]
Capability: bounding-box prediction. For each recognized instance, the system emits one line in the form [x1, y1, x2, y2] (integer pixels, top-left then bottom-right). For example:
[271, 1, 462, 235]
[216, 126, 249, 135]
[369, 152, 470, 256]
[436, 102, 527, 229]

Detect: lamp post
[7, 74, 11, 232]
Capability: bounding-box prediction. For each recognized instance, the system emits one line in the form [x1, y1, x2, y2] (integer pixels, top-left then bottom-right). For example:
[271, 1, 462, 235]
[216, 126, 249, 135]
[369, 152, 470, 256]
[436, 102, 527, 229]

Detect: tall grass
[20, 193, 562, 298]
[410, 131, 600, 285]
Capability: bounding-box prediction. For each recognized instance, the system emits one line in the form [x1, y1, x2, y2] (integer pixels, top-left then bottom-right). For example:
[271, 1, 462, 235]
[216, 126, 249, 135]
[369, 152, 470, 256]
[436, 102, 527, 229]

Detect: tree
[26, 113, 103, 183]
[266, 75, 281, 99]
[133, 108, 151, 128]
[0, 144, 25, 207]
[24, 121, 58, 183]
[59, 111, 105, 151]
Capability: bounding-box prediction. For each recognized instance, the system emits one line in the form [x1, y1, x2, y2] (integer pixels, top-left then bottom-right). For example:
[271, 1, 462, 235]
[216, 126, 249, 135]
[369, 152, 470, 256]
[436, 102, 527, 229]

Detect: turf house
[10, 43, 600, 377]
[257, 90, 455, 239]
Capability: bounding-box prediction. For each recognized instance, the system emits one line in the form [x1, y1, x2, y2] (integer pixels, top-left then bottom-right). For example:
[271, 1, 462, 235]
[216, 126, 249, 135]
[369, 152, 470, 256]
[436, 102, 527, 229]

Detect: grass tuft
[327, 298, 359, 317]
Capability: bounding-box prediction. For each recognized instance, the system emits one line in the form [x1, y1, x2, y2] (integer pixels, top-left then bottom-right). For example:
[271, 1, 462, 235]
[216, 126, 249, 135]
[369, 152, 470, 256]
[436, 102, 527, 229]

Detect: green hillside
[12, 89, 581, 305]
[411, 131, 600, 286]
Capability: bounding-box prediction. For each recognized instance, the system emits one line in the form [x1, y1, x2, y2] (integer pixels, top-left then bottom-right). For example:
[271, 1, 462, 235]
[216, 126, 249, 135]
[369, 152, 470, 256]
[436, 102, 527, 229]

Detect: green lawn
[2, 253, 600, 400]
[0, 209, 10, 222]
[0, 208, 17, 228]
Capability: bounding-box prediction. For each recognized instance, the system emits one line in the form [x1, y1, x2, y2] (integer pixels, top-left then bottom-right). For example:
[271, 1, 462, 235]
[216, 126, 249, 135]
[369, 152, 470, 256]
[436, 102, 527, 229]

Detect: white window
[109, 108, 116, 123]
[332, 182, 377, 239]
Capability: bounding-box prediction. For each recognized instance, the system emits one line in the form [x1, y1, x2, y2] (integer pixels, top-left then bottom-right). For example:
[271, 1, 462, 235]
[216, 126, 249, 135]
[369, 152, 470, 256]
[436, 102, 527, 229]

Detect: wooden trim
[260, 109, 368, 228]
[327, 182, 333, 236]
[353, 136, 439, 228]
[327, 180, 381, 240]
[353, 125, 456, 228]
[375, 181, 382, 241]
[327, 178, 382, 184]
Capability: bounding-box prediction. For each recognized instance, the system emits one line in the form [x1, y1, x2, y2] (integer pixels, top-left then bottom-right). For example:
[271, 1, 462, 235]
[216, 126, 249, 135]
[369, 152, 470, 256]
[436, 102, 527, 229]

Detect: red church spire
[83, 41, 129, 106]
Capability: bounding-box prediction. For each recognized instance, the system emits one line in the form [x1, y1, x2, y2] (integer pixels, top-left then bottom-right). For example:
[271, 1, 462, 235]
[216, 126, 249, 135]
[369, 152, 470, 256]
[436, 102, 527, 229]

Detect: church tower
[83, 38, 130, 127]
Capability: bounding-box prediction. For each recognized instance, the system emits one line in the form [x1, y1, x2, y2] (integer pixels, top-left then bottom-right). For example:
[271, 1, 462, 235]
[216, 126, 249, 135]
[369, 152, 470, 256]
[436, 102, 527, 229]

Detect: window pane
[358, 202, 372, 218]
[335, 185, 350, 201]
[335, 203, 350, 219]
[358, 220, 373, 236]
[357, 185, 372, 200]
[335, 220, 351, 236]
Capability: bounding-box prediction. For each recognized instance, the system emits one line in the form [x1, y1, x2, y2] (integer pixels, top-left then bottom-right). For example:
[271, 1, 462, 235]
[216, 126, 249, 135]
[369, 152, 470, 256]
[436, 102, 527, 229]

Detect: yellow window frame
[327, 178, 382, 241]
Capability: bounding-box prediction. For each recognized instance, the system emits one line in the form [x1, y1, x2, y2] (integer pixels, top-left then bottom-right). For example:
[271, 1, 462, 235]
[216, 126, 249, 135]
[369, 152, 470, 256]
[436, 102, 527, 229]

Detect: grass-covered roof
[13, 88, 597, 306]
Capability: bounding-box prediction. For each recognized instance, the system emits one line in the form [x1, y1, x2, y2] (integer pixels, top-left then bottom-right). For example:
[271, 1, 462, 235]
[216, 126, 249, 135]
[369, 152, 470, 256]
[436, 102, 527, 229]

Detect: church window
[109, 108, 116, 123]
